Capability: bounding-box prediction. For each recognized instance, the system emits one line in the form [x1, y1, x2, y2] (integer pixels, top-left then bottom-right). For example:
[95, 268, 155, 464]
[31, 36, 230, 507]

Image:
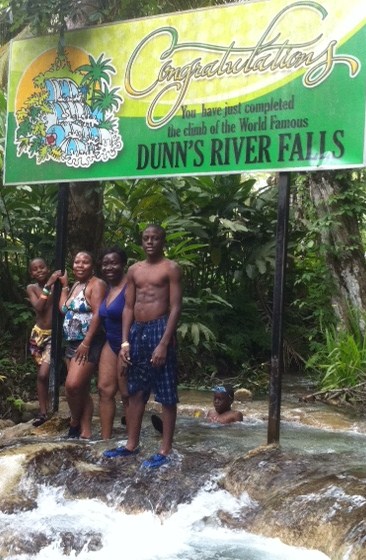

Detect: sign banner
[4, 0, 366, 184]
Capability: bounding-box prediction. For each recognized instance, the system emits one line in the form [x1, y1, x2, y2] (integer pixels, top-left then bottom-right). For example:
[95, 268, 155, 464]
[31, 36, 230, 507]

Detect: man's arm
[151, 261, 182, 367]
[120, 268, 136, 365]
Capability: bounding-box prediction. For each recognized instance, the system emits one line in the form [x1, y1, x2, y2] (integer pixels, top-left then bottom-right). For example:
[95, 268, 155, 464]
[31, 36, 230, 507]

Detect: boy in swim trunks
[27, 258, 62, 427]
[103, 225, 182, 468]
[207, 385, 243, 424]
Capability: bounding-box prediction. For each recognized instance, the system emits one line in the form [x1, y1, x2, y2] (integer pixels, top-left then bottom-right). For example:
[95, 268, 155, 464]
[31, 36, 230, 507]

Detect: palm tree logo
[15, 49, 124, 169]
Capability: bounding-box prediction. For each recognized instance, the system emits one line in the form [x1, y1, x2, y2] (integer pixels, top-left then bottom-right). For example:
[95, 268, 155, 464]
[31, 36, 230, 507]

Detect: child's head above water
[212, 384, 234, 414]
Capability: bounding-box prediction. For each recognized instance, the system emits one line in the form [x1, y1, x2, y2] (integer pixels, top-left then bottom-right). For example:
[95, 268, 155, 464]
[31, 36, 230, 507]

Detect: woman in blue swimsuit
[98, 247, 128, 439]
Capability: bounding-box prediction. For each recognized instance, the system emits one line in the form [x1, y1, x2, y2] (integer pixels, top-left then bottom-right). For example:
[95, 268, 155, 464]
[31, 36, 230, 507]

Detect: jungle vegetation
[1, 0, 366, 418]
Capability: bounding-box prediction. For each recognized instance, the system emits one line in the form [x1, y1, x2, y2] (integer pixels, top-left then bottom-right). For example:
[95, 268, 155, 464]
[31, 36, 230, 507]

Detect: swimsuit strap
[83, 277, 94, 308]
[64, 277, 94, 309]
[105, 281, 127, 307]
[64, 282, 78, 304]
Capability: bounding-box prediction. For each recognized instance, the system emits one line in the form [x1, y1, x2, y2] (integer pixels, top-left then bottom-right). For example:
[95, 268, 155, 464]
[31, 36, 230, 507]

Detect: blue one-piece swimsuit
[99, 285, 126, 354]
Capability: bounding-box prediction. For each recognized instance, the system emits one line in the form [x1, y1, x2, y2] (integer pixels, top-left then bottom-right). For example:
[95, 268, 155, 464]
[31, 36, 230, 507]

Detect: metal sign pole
[49, 182, 69, 413]
[267, 172, 290, 444]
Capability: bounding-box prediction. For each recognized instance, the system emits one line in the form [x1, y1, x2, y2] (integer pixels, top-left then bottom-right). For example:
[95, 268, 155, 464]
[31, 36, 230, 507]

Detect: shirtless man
[103, 225, 182, 468]
[27, 258, 62, 426]
[207, 385, 243, 424]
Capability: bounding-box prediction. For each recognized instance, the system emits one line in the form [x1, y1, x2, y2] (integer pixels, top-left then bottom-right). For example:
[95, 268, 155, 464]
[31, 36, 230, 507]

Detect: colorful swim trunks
[29, 324, 52, 366]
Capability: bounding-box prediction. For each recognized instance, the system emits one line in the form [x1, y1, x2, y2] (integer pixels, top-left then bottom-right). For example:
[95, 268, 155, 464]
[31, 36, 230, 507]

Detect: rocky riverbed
[1, 383, 366, 559]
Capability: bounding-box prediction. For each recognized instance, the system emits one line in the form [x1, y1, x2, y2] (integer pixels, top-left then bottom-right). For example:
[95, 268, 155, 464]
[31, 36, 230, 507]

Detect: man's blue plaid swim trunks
[127, 316, 178, 406]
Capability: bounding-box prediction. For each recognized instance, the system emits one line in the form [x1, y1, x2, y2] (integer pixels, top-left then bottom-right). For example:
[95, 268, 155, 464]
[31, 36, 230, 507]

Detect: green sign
[4, 0, 366, 184]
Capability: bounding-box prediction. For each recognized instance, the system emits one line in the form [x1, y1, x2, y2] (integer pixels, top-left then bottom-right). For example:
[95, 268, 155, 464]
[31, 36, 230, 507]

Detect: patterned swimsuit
[62, 283, 105, 363]
[62, 286, 93, 341]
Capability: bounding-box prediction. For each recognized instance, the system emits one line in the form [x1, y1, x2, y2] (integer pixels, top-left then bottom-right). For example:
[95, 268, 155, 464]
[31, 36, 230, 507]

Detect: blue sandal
[103, 446, 139, 459]
[142, 453, 169, 469]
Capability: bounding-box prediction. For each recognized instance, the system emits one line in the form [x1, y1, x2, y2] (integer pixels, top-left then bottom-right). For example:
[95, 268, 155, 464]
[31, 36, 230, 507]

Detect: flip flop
[103, 446, 139, 459]
[151, 414, 163, 434]
[32, 414, 47, 427]
[67, 424, 81, 439]
[142, 453, 169, 469]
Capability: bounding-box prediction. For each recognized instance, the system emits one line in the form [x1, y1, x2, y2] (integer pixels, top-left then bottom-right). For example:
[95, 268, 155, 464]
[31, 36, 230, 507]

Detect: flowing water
[1, 377, 366, 560]
[0, 485, 330, 560]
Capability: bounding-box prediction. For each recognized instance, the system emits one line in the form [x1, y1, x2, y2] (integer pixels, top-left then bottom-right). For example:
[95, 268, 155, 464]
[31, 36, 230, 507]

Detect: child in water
[151, 384, 243, 434]
[207, 384, 243, 424]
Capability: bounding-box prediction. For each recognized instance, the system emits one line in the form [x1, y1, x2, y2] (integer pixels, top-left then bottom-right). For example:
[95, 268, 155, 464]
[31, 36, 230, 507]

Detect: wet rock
[59, 531, 103, 555]
[0, 531, 50, 557]
[118, 449, 227, 515]
[234, 388, 252, 402]
[27, 443, 229, 515]
[32, 414, 70, 436]
[0, 413, 70, 447]
[21, 401, 39, 422]
[0, 528, 102, 558]
[0, 494, 37, 514]
[0, 420, 14, 430]
[0, 421, 35, 444]
[0, 453, 27, 502]
[1, 438, 366, 559]
[221, 445, 366, 560]
[1, 389, 366, 560]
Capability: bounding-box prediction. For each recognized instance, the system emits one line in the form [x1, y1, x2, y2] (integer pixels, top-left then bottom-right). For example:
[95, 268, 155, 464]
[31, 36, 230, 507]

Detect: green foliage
[5, 0, 223, 42]
[235, 362, 270, 396]
[101, 174, 274, 379]
[0, 170, 277, 396]
[6, 395, 25, 412]
[2, 0, 366, 403]
[177, 289, 231, 381]
[289, 174, 338, 357]
[0, 182, 59, 334]
[306, 307, 366, 391]
[3, 302, 33, 327]
[288, 171, 366, 374]
[0, 334, 36, 419]
[8, 0, 92, 36]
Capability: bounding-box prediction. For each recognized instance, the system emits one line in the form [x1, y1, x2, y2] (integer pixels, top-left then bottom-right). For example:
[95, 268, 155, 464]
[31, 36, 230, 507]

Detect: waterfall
[1, 480, 330, 560]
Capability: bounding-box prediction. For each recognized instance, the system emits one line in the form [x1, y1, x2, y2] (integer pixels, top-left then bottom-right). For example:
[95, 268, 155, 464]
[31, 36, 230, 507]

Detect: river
[1, 377, 365, 559]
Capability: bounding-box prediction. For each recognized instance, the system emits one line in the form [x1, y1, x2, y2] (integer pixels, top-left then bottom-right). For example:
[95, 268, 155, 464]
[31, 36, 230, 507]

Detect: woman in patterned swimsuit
[59, 251, 106, 439]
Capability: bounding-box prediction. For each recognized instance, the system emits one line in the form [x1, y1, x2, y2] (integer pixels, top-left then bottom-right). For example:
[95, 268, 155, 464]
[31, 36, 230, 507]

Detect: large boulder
[221, 445, 366, 560]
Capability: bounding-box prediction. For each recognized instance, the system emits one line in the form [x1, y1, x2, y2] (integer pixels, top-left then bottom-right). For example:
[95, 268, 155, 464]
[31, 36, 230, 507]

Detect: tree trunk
[65, 5, 105, 261]
[67, 182, 104, 260]
[306, 171, 366, 328]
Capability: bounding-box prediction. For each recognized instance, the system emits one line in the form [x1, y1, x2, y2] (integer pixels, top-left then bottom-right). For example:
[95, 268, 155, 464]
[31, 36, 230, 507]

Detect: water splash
[1, 482, 330, 560]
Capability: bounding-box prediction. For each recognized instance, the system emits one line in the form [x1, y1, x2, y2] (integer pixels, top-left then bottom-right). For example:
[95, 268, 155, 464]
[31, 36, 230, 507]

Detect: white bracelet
[121, 341, 130, 348]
